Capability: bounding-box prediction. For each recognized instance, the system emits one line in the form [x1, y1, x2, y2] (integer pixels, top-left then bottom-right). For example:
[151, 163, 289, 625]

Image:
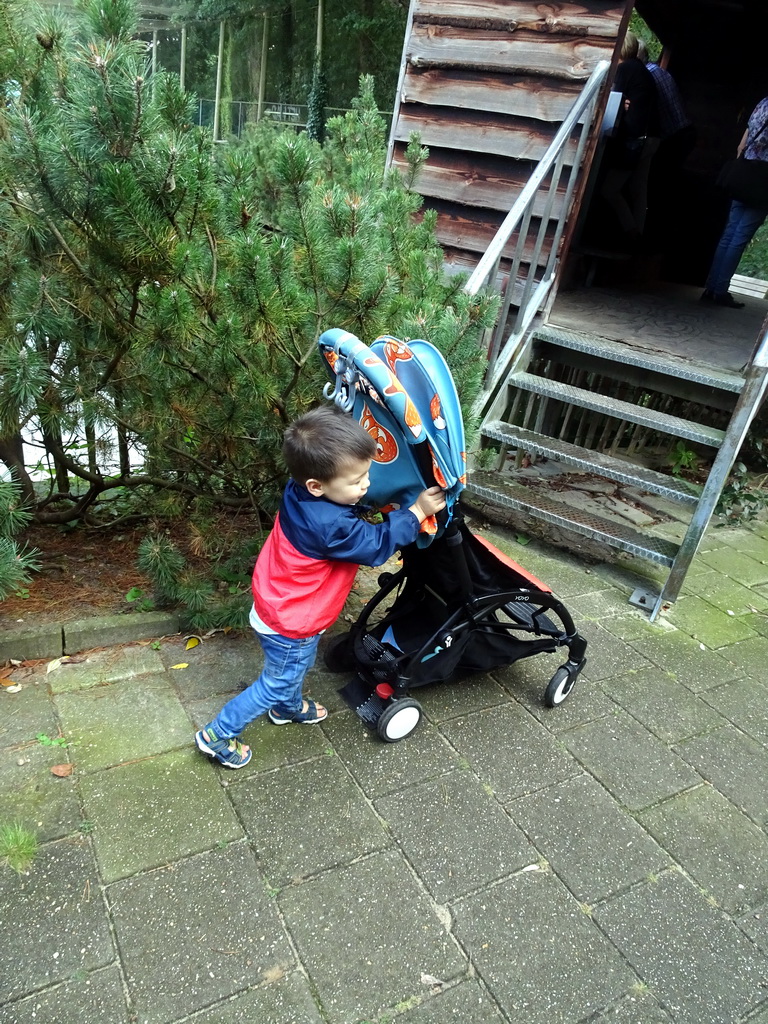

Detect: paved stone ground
[3, 518, 768, 1024]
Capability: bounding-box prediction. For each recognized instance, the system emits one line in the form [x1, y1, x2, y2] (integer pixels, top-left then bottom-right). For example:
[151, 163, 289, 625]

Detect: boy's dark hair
[283, 406, 376, 484]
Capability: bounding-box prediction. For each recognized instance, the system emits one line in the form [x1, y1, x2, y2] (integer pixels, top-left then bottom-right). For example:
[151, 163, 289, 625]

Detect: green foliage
[629, 11, 662, 62]
[667, 441, 700, 478]
[715, 462, 768, 526]
[0, 480, 40, 602]
[0, 822, 38, 874]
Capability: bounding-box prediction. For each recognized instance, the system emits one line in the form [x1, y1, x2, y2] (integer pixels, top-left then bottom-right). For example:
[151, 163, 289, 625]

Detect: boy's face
[306, 457, 372, 506]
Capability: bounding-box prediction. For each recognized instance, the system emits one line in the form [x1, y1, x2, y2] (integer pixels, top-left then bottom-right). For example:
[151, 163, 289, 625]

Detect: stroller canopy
[318, 328, 466, 544]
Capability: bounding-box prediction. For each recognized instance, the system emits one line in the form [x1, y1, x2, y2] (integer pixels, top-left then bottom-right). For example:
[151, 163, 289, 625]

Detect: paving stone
[717, 530, 768, 563]
[739, 611, 768, 638]
[0, 741, 81, 842]
[600, 613, 669, 642]
[510, 774, 669, 904]
[638, 785, 768, 915]
[55, 673, 190, 772]
[666, 596, 757, 647]
[80, 748, 243, 882]
[701, 677, 768, 746]
[279, 850, 465, 1024]
[452, 868, 635, 1024]
[63, 612, 181, 655]
[323, 710, 458, 799]
[190, 971, 324, 1024]
[159, 631, 264, 700]
[376, 771, 535, 901]
[47, 646, 165, 694]
[0, 965, 129, 1024]
[740, 1003, 768, 1024]
[737, 899, 768, 957]
[717, 635, 768, 678]
[629, 629, 740, 691]
[697, 547, 768, 586]
[441, 703, 580, 803]
[561, 710, 699, 811]
[229, 755, 388, 887]
[109, 844, 292, 1024]
[601, 667, 726, 742]
[590, 991, 674, 1023]
[675, 725, 768, 827]
[595, 870, 768, 1024]
[396, 979, 506, 1022]
[0, 839, 114, 1003]
[571, 587, 639, 623]
[568, 622, 655, 683]
[0, 678, 59, 748]
[416, 674, 512, 721]
[681, 571, 768, 615]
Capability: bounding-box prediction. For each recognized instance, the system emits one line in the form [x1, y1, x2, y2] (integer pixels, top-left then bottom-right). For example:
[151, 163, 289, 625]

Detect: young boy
[195, 405, 446, 768]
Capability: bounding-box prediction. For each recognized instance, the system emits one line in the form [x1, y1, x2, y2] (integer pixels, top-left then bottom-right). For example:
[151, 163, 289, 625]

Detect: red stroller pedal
[318, 329, 587, 742]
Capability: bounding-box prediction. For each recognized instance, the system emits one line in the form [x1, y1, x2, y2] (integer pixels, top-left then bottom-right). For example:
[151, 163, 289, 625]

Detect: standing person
[195, 405, 446, 768]
[638, 40, 697, 251]
[600, 31, 660, 244]
[702, 96, 768, 308]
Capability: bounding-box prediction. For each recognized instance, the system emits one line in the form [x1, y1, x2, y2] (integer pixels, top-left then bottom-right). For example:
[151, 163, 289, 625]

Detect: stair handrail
[464, 59, 611, 407]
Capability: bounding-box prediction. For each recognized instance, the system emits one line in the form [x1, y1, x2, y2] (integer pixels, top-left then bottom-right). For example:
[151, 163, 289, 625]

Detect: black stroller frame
[317, 328, 587, 742]
[327, 512, 588, 743]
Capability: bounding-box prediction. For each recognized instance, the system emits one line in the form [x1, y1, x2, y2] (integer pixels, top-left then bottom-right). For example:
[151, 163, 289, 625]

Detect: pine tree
[0, 0, 497, 622]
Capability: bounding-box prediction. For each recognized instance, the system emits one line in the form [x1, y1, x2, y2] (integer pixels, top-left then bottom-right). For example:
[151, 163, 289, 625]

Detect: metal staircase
[461, 72, 768, 620]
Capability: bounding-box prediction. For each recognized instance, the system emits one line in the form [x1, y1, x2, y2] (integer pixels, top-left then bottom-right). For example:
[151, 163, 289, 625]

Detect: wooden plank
[412, 0, 627, 40]
[401, 67, 583, 121]
[390, 143, 574, 217]
[392, 107, 579, 163]
[407, 24, 614, 78]
[427, 200, 559, 264]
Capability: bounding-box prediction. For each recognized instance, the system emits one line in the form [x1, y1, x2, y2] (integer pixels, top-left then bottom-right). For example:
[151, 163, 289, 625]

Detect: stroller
[317, 328, 587, 743]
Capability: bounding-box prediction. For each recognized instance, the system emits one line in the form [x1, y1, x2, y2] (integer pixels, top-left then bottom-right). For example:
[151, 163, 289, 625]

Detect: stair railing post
[651, 330, 768, 620]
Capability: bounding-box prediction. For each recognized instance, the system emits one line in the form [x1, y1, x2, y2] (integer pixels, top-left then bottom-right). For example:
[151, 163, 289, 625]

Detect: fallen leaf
[184, 635, 201, 650]
[171, 662, 189, 670]
[9, 658, 22, 667]
[420, 973, 444, 987]
[5, 684, 22, 693]
[51, 763, 74, 777]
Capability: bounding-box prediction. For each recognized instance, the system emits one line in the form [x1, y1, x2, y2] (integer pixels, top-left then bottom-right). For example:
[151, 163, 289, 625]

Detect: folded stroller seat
[318, 328, 587, 742]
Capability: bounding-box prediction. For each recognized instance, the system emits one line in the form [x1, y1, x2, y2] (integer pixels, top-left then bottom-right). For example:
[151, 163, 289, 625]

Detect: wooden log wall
[388, 0, 631, 278]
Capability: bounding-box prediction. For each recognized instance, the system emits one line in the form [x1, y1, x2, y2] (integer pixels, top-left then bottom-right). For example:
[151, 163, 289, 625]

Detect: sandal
[268, 699, 328, 726]
[195, 726, 252, 769]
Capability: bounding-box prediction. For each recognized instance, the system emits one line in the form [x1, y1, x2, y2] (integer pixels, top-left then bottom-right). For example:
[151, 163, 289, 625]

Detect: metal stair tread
[482, 422, 701, 505]
[535, 323, 745, 393]
[467, 471, 680, 566]
[511, 371, 726, 447]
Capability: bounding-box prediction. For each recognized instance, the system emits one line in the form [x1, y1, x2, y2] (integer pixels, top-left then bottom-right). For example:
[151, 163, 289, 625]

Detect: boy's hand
[409, 486, 447, 522]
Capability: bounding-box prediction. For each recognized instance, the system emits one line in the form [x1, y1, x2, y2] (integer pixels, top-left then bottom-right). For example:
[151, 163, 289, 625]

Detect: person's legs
[208, 632, 321, 738]
[195, 632, 322, 766]
[705, 201, 767, 297]
[600, 166, 636, 235]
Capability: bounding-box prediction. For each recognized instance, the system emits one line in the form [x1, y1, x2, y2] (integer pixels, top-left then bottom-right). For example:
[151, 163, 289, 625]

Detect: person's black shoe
[713, 292, 745, 308]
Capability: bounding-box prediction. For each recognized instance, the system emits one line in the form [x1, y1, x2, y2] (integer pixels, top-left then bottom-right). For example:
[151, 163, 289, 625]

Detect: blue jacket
[252, 479, 420, 638]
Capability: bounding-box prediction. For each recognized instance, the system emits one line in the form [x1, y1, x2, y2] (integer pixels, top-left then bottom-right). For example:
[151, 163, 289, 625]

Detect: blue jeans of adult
[208, 631, 321, 738]
[705, 200, 768, 296]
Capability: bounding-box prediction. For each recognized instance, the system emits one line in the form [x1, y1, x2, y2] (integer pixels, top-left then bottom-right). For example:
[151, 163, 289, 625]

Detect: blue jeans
[208, 632, 321, 739]
[705, 201, 768, 295]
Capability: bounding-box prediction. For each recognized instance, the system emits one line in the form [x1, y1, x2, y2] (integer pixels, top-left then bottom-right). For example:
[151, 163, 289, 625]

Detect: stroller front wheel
[377, 698, 422, 743]
[544, 666, 576, 707]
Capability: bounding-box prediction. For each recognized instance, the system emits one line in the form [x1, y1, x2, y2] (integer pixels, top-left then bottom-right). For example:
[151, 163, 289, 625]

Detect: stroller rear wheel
[544, 666, 576, 707]
[377, 698, 422, 743]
